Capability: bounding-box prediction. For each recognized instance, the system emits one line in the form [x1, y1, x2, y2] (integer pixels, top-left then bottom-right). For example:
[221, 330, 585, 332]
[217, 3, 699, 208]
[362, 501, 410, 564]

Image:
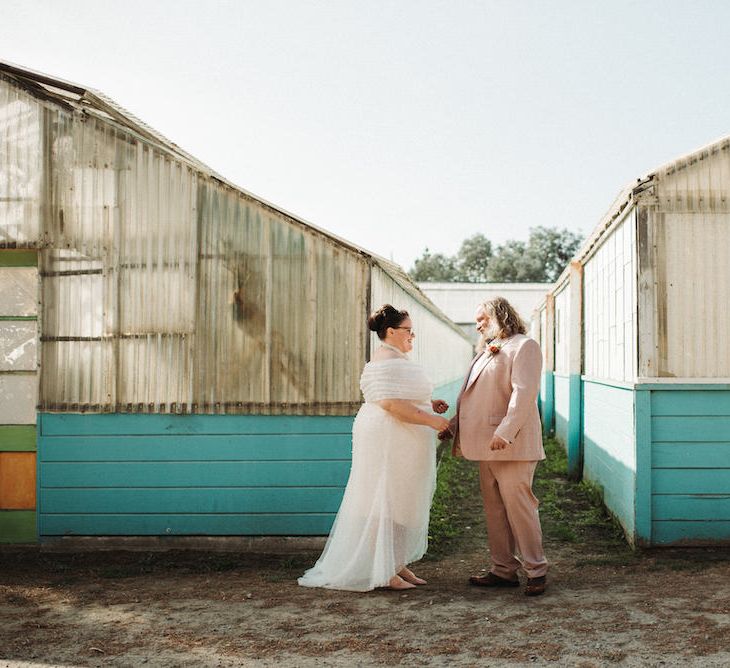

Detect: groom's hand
[489, 435, 509, 451]
[437, 427, 453, 441]
[431, 399, 449, 414]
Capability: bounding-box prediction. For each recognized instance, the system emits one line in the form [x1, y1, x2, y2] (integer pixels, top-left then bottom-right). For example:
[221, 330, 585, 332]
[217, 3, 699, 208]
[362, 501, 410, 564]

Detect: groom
[441, 297, 548, 596]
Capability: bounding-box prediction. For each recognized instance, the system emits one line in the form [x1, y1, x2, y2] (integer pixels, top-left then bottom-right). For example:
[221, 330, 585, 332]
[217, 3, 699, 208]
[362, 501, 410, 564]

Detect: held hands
[429, 398, 450, 434]
[437, 426, 453, 441]
[430, 415, 451, 433]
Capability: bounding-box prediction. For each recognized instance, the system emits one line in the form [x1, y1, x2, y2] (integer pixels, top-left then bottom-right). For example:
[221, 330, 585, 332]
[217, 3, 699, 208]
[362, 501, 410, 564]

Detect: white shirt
[467, 351, 492, 388]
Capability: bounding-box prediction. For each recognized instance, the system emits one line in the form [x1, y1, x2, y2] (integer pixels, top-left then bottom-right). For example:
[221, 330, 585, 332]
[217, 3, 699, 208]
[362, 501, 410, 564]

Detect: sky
[3, 0, 730, 270]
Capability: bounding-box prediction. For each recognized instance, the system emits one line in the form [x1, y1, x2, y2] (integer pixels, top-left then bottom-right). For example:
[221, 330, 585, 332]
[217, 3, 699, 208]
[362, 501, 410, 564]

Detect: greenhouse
[534, 137, 730, 546]
[0, 61, 473, 543]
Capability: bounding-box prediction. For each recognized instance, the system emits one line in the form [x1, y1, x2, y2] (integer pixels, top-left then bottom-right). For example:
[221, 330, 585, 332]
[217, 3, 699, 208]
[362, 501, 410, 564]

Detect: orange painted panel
[0, 452, 36, 509]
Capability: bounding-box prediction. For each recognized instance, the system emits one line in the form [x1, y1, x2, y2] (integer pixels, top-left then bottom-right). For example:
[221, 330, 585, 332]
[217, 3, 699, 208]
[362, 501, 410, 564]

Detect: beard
[485, 320, 502, 341]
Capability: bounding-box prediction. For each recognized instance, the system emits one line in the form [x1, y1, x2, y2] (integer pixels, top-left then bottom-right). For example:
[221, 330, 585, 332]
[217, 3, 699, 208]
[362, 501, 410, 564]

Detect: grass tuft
[425, 445, 482, 559]
[426, 437, 640, 566]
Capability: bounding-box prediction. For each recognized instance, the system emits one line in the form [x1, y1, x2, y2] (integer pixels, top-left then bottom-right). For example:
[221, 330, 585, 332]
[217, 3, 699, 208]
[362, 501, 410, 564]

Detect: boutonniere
[488, 341, 503, 355]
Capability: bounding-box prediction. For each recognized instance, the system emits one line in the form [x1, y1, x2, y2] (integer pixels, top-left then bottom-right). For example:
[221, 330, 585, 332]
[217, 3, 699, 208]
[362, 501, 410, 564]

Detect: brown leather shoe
[469, 572, 520, 587]
[525, 575, 547, 596]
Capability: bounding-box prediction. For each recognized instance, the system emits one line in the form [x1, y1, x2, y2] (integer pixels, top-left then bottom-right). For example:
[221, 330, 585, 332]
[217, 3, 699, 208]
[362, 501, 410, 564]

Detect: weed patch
[426, 446, 482, 558]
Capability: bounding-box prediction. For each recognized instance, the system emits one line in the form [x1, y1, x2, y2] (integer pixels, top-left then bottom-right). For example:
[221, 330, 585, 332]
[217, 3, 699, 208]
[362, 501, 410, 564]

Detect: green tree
[409, 226, 583, 283]
[525, 226, 583, 282]
[486, 227, 583, 282]
[408, 248, 458, 281]
[485, 239, 544, 282]
[455, 233, 492, 282]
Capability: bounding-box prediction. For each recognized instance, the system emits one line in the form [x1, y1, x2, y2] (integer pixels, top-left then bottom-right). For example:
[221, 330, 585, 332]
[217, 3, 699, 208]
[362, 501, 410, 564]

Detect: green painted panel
[652, 416, 730, 442]
[567, 374, 583, 479]
[653, 469, 730, 495]
[39, 513, 336, 536]
[0, 510, 36, 543]
[0, 425, 36, 451]
[651, 390, 730, 416]
[0, 251, 37, 267]
[652, 494, 730, 521]
[41, 487, 345, 514]
[40, 433, 351, 462]
[653, 443, 730, 469]
[40, 460, 351, 488]
[540, 371, 554, 435]
[652, 520, 730, 544]
[0, 316, 37, 321]
[40, 413, 355, 436]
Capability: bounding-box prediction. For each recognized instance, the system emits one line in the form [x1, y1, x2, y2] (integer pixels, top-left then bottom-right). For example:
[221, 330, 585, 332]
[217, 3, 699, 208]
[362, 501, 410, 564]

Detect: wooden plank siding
[649, 387, 730, 544]
[581, 380, 636, 538]
[38, 413, 354, 537]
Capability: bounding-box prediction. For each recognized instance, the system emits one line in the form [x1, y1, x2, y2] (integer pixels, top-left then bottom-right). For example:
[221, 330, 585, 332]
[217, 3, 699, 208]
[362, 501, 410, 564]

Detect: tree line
[408, 226, 583, 283]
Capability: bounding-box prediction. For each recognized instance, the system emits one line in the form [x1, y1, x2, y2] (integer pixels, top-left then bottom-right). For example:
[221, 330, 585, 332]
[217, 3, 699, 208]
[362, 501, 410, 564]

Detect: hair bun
[367, 304, 397, 332]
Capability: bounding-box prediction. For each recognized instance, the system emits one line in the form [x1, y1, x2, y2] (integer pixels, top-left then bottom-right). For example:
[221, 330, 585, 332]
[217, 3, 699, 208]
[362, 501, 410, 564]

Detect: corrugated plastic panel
[0, 321, 37, 371]
[2, 72, 449, 415]
[0, 374, 37, 423]
[0, 78, 42, 247]
[0, 268, 37, 315]
[193, 182, 368, 414]
[650, 212, 730, 377]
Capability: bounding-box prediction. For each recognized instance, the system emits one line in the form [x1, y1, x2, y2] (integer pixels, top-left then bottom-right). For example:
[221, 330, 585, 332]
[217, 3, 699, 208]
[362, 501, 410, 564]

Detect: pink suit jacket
[451, 334, 545, 462]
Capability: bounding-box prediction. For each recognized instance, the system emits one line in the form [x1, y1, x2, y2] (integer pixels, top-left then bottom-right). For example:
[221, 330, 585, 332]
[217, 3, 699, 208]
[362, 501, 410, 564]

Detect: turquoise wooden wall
[582, 380, 636, 539]
[38, 413, 354, 536]
[646, 385, 730, 544]
[35, 377, 730, 544]
[539, 371, 554, 436]
[553, 373, 570, 446]
[36, 378, 465, 539]
[552, 373, 582, 477]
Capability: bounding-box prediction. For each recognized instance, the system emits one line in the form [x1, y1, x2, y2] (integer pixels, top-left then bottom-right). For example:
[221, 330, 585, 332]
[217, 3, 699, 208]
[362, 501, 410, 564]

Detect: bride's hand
[430, 415, 451, 432]
[431, 399, 449, 414]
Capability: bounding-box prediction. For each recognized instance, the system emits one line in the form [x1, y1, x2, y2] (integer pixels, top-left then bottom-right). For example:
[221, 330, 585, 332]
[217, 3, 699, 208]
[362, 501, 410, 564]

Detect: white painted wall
[553, 283, 570, 374]
[419, 282, 551, 344]
[583, 209, 637, 383]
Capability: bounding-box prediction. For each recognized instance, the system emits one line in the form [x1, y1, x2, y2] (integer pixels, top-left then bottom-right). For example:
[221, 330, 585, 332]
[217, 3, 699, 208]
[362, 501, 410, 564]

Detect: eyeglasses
[394, 327, 415, 336]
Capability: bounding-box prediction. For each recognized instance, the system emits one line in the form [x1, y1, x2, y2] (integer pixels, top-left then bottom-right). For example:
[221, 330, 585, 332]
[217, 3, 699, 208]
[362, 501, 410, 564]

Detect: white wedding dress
[298, 355, 437, 591]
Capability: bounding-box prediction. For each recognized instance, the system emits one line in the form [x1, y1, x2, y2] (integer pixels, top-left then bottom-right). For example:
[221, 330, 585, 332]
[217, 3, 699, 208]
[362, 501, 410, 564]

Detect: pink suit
[451, 334, 548, 579]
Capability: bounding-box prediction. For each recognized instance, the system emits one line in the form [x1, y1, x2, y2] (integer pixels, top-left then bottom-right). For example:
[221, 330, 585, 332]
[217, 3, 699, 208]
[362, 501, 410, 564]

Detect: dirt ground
[1, 453, 729, 667]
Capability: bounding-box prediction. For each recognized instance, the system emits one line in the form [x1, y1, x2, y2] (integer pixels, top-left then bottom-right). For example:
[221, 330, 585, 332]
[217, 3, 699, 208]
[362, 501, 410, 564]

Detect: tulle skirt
[298, 402, 437, 592]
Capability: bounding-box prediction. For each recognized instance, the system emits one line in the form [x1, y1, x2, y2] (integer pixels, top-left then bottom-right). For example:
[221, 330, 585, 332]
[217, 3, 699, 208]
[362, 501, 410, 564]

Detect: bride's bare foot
[387, 575, 417, 590]
[398, 567, 427, 585]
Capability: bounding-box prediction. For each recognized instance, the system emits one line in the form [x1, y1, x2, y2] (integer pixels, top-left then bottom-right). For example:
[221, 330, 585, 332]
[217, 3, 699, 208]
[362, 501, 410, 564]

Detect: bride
[298, 304, 450, 591]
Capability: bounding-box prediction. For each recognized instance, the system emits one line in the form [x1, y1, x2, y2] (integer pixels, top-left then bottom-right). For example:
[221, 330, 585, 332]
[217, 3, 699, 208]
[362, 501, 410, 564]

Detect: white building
[419, 282, 552, 344]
